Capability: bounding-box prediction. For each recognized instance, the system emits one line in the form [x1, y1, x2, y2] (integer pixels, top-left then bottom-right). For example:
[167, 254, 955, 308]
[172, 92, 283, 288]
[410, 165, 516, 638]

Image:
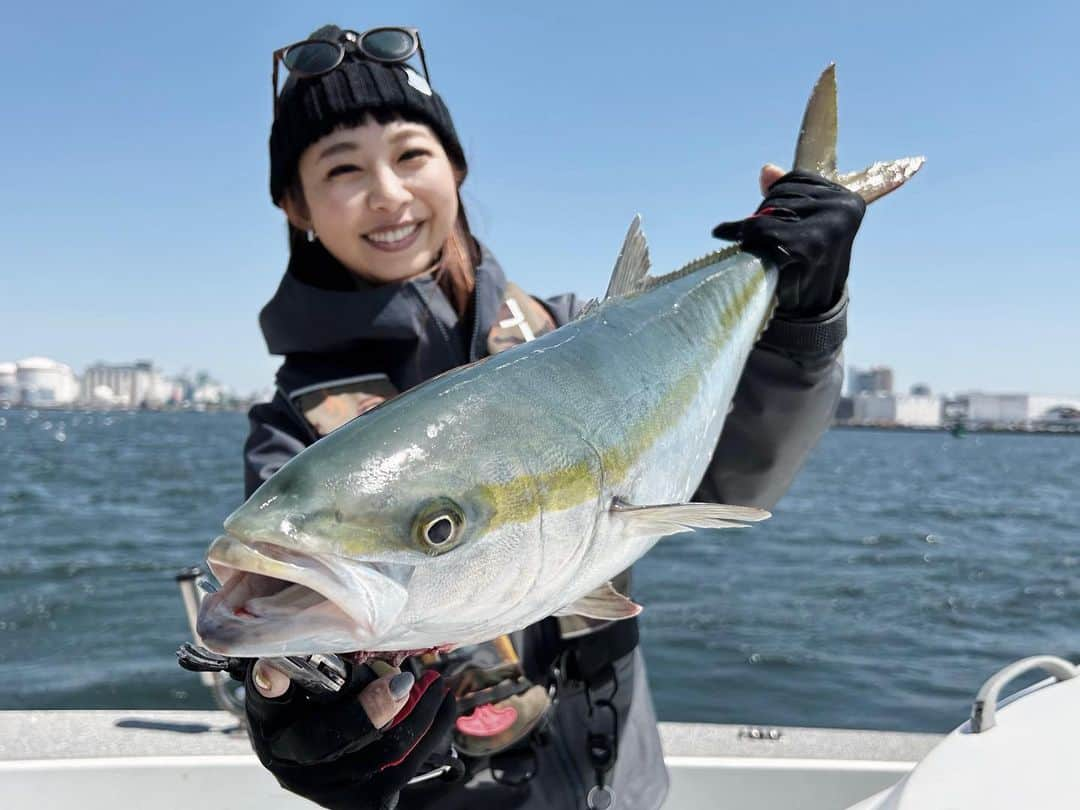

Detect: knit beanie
[269, 25, 465, 205]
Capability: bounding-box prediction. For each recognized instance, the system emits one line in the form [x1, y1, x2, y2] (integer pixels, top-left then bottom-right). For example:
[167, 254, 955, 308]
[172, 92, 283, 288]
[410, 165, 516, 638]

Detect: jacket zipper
[468, 278, 482, 361]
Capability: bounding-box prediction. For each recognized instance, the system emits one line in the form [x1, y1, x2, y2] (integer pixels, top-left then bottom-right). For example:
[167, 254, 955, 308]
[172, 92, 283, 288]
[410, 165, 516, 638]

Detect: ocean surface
[1, 408, 1077, 733]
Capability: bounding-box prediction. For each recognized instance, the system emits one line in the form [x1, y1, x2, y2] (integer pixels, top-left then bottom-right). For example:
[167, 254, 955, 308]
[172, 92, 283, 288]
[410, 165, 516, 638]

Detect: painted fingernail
[389, 672, 415, 700]
[253, 663, 272, 693]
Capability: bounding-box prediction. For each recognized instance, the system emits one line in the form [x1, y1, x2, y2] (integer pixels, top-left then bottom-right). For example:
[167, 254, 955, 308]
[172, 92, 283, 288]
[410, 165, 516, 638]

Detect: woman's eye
[326, 164, 361, 179]
[399, 149, 429, 163]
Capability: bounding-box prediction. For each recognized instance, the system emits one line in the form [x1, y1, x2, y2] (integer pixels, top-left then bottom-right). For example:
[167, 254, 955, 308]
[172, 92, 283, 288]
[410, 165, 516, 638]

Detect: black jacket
[243, 240, 846, 809]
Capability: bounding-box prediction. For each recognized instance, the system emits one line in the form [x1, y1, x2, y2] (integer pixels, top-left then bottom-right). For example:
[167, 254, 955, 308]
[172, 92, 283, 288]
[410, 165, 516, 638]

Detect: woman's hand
[251, 659, 413, 728]
[713, 163, 866, 319]
[245, 658, 457, 810]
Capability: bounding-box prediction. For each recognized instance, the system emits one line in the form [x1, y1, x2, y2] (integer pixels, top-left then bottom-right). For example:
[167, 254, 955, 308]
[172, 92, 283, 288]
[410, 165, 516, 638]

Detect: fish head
[196, 393, 547, 657]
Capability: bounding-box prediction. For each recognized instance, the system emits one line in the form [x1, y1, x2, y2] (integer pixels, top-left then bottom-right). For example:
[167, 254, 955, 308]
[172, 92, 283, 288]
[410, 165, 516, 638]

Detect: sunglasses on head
[272, 26, 431, 117]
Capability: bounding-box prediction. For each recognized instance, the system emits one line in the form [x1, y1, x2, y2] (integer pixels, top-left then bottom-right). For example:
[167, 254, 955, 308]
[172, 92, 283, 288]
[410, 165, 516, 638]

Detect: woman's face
[290, 117, 460, 284]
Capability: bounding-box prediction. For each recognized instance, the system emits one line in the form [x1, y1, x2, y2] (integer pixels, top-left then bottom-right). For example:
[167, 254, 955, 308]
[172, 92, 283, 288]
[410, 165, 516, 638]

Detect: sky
[3, 1, 1078, 397]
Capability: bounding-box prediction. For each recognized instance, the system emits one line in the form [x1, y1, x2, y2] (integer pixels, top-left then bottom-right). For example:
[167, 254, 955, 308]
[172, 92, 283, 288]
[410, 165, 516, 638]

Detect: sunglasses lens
[283, 41, 341, 74]
[360, 28, 416, 61]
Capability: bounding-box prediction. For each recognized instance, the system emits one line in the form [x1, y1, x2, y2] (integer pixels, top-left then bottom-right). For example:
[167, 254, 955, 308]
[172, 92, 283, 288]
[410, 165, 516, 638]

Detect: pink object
[456, 703, 518, 737]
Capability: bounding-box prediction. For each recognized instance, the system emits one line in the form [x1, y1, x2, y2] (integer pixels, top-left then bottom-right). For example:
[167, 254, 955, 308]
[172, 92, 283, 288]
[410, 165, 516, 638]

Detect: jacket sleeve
[693, 294, 847, 511]
[243, 391, 314, 499]
[539, 292, 581, 327]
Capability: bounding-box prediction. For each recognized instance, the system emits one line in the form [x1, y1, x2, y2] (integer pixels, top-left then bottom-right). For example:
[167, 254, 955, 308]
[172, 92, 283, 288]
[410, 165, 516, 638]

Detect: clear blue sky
[3, 1, 1077, 396]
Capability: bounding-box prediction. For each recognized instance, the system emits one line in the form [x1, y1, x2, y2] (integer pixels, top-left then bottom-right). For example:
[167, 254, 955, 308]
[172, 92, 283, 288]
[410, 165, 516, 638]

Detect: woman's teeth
[367, 223, 420, 244]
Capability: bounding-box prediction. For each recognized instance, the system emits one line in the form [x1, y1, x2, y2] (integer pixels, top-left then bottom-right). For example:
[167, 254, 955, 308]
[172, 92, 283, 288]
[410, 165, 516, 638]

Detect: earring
[306, 229, 317, 243]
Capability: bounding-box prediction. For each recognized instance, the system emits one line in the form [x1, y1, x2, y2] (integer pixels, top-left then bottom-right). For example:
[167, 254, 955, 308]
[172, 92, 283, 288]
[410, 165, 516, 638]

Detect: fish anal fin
[610, 498, 770, 536]
[554, 581, 642, 621]
[604, 215, 652, 300]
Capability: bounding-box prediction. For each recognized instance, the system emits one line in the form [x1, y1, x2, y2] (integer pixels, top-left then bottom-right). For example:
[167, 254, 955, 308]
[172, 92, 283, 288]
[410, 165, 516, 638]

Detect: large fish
[198, 66, 923, 658]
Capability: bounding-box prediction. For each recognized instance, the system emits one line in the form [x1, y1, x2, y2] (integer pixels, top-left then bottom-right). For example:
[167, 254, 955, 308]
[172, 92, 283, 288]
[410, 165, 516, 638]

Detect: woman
[241, 23, 863, 810]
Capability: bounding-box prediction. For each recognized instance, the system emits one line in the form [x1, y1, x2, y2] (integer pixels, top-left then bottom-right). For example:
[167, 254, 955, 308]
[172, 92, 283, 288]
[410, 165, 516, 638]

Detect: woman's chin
[344, 246, 439, 285]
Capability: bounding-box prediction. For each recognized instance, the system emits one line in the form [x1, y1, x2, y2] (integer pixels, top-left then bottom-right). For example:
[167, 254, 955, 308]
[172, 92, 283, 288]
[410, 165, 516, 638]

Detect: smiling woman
[232, 19, 869, 810]
[270, 48, 479, 312]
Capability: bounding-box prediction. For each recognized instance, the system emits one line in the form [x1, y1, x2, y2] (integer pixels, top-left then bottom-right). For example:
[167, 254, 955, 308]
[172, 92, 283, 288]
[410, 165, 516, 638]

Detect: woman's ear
[280, 188, 314, 232]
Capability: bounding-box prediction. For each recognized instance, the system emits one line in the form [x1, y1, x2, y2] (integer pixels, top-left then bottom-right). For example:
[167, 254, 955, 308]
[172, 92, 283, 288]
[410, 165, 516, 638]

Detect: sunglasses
[272, 27, 431, 117]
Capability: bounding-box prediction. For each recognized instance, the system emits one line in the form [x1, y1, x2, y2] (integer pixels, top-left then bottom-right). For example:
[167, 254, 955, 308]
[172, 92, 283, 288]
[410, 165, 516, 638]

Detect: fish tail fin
[794, 64, 925, 204]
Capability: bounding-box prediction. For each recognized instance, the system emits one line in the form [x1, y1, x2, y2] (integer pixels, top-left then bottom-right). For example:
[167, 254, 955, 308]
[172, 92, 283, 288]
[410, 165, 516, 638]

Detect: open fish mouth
[196, 534, 414, 658]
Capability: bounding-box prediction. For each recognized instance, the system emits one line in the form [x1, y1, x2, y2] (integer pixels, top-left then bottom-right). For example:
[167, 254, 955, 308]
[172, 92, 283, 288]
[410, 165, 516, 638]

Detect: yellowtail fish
[198, 66, 923, 658]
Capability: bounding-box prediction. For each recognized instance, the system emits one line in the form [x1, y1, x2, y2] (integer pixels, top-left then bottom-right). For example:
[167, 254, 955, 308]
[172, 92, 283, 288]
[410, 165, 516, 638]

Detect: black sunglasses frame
[272, 26, 431, 118]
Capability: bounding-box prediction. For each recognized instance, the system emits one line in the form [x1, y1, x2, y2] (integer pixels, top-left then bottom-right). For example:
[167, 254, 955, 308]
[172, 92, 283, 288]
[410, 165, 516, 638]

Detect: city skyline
[4, 352, 1077, 404]
[4, 2, 1078, 398]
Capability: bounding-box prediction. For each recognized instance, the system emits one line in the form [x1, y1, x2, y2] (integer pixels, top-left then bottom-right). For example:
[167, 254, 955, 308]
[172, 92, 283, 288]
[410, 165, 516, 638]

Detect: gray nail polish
[389, 672, 415, 700]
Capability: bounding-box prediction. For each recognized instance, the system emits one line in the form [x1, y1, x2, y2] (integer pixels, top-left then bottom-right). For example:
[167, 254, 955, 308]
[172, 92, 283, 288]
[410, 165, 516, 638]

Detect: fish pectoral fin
[603, 215, 652, 300]
[610, 498, 770, 536]
[554, 581, 642, 621]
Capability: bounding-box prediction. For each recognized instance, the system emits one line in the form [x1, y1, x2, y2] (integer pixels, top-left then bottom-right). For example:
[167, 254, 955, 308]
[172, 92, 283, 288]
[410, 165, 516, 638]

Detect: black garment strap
[562, 618, 639, 687]
[758, 305, 847, 357]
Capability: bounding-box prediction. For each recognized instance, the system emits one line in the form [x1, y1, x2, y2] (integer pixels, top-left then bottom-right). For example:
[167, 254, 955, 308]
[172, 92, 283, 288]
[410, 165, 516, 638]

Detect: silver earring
[306, 229, 317, 243]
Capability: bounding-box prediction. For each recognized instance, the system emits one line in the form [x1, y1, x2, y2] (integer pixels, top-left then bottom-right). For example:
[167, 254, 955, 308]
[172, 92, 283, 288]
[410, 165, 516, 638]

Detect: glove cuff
[759, 290, 847, 359]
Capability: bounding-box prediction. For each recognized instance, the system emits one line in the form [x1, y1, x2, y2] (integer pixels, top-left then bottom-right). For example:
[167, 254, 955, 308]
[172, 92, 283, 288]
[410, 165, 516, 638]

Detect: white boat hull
[0, 712, 937, 809]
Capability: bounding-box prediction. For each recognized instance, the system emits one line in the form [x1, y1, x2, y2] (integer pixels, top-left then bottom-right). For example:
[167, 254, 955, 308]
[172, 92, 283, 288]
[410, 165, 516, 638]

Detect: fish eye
[413, 500, 465, 552]
[424, 515, 455, 545]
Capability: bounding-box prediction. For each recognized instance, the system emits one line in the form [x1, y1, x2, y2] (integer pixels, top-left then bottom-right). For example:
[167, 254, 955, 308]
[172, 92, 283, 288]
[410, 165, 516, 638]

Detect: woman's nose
[368, 166, 412, 210]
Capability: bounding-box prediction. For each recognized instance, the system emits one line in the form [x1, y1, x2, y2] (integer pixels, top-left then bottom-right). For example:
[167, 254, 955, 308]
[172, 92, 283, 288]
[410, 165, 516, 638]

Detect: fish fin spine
[644, 244, 743, 291]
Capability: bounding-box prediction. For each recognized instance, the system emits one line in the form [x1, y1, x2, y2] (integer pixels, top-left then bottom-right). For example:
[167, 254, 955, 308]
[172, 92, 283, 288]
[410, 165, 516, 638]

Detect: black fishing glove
[244, 663, 458, 810]
[712, 170, 866, 318]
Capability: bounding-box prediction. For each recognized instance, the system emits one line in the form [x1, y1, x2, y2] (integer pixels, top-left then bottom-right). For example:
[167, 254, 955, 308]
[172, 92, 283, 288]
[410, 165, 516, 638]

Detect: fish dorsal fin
[794, 64, 838, 179]
[554, 581, 642, 621]
[610, 497, 770, 537]
[604, 215, 651, 300]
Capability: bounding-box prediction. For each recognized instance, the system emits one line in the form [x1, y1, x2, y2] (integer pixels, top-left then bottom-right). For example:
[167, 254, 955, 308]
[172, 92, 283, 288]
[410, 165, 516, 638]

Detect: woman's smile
[364, 221, 424, 252]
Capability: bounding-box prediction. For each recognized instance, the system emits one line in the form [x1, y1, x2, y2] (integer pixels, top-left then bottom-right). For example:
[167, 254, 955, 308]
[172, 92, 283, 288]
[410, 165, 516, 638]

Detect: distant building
[81, 360, 160, 408]
[910, 383, 931, 396]
[958, 393, 1080, 427]
[1028, 396, 1080, 424]
[13, 357, 79, 406]
[852, 392, 942, 428]
[848, 366, 893, 397]
[0, 362, 16, 403]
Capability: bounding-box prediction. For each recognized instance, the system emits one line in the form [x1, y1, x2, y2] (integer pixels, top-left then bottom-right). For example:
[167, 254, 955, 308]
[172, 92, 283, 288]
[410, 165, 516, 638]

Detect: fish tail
[794, 64, 925, 204]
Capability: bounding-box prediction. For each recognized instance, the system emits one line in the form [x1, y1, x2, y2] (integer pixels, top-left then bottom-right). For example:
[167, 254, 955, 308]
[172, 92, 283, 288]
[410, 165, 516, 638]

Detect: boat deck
[0, 711, 941, 808]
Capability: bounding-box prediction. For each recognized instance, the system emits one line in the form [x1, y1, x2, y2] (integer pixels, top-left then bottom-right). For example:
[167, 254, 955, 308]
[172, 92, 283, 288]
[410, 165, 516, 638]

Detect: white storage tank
[16, 356, 79, 405]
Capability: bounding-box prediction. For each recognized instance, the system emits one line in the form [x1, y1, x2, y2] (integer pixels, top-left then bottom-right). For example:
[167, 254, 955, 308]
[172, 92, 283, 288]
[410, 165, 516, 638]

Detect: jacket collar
[259, 240, 508, 357]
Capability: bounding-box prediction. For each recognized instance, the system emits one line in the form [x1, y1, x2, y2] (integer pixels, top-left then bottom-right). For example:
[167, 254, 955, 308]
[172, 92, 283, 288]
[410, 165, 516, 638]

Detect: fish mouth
[196, 534, 414, 658]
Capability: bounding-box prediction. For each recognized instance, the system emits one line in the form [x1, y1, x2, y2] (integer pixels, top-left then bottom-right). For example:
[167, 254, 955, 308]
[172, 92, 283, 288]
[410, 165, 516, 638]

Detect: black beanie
[269, 25, 465, 205]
